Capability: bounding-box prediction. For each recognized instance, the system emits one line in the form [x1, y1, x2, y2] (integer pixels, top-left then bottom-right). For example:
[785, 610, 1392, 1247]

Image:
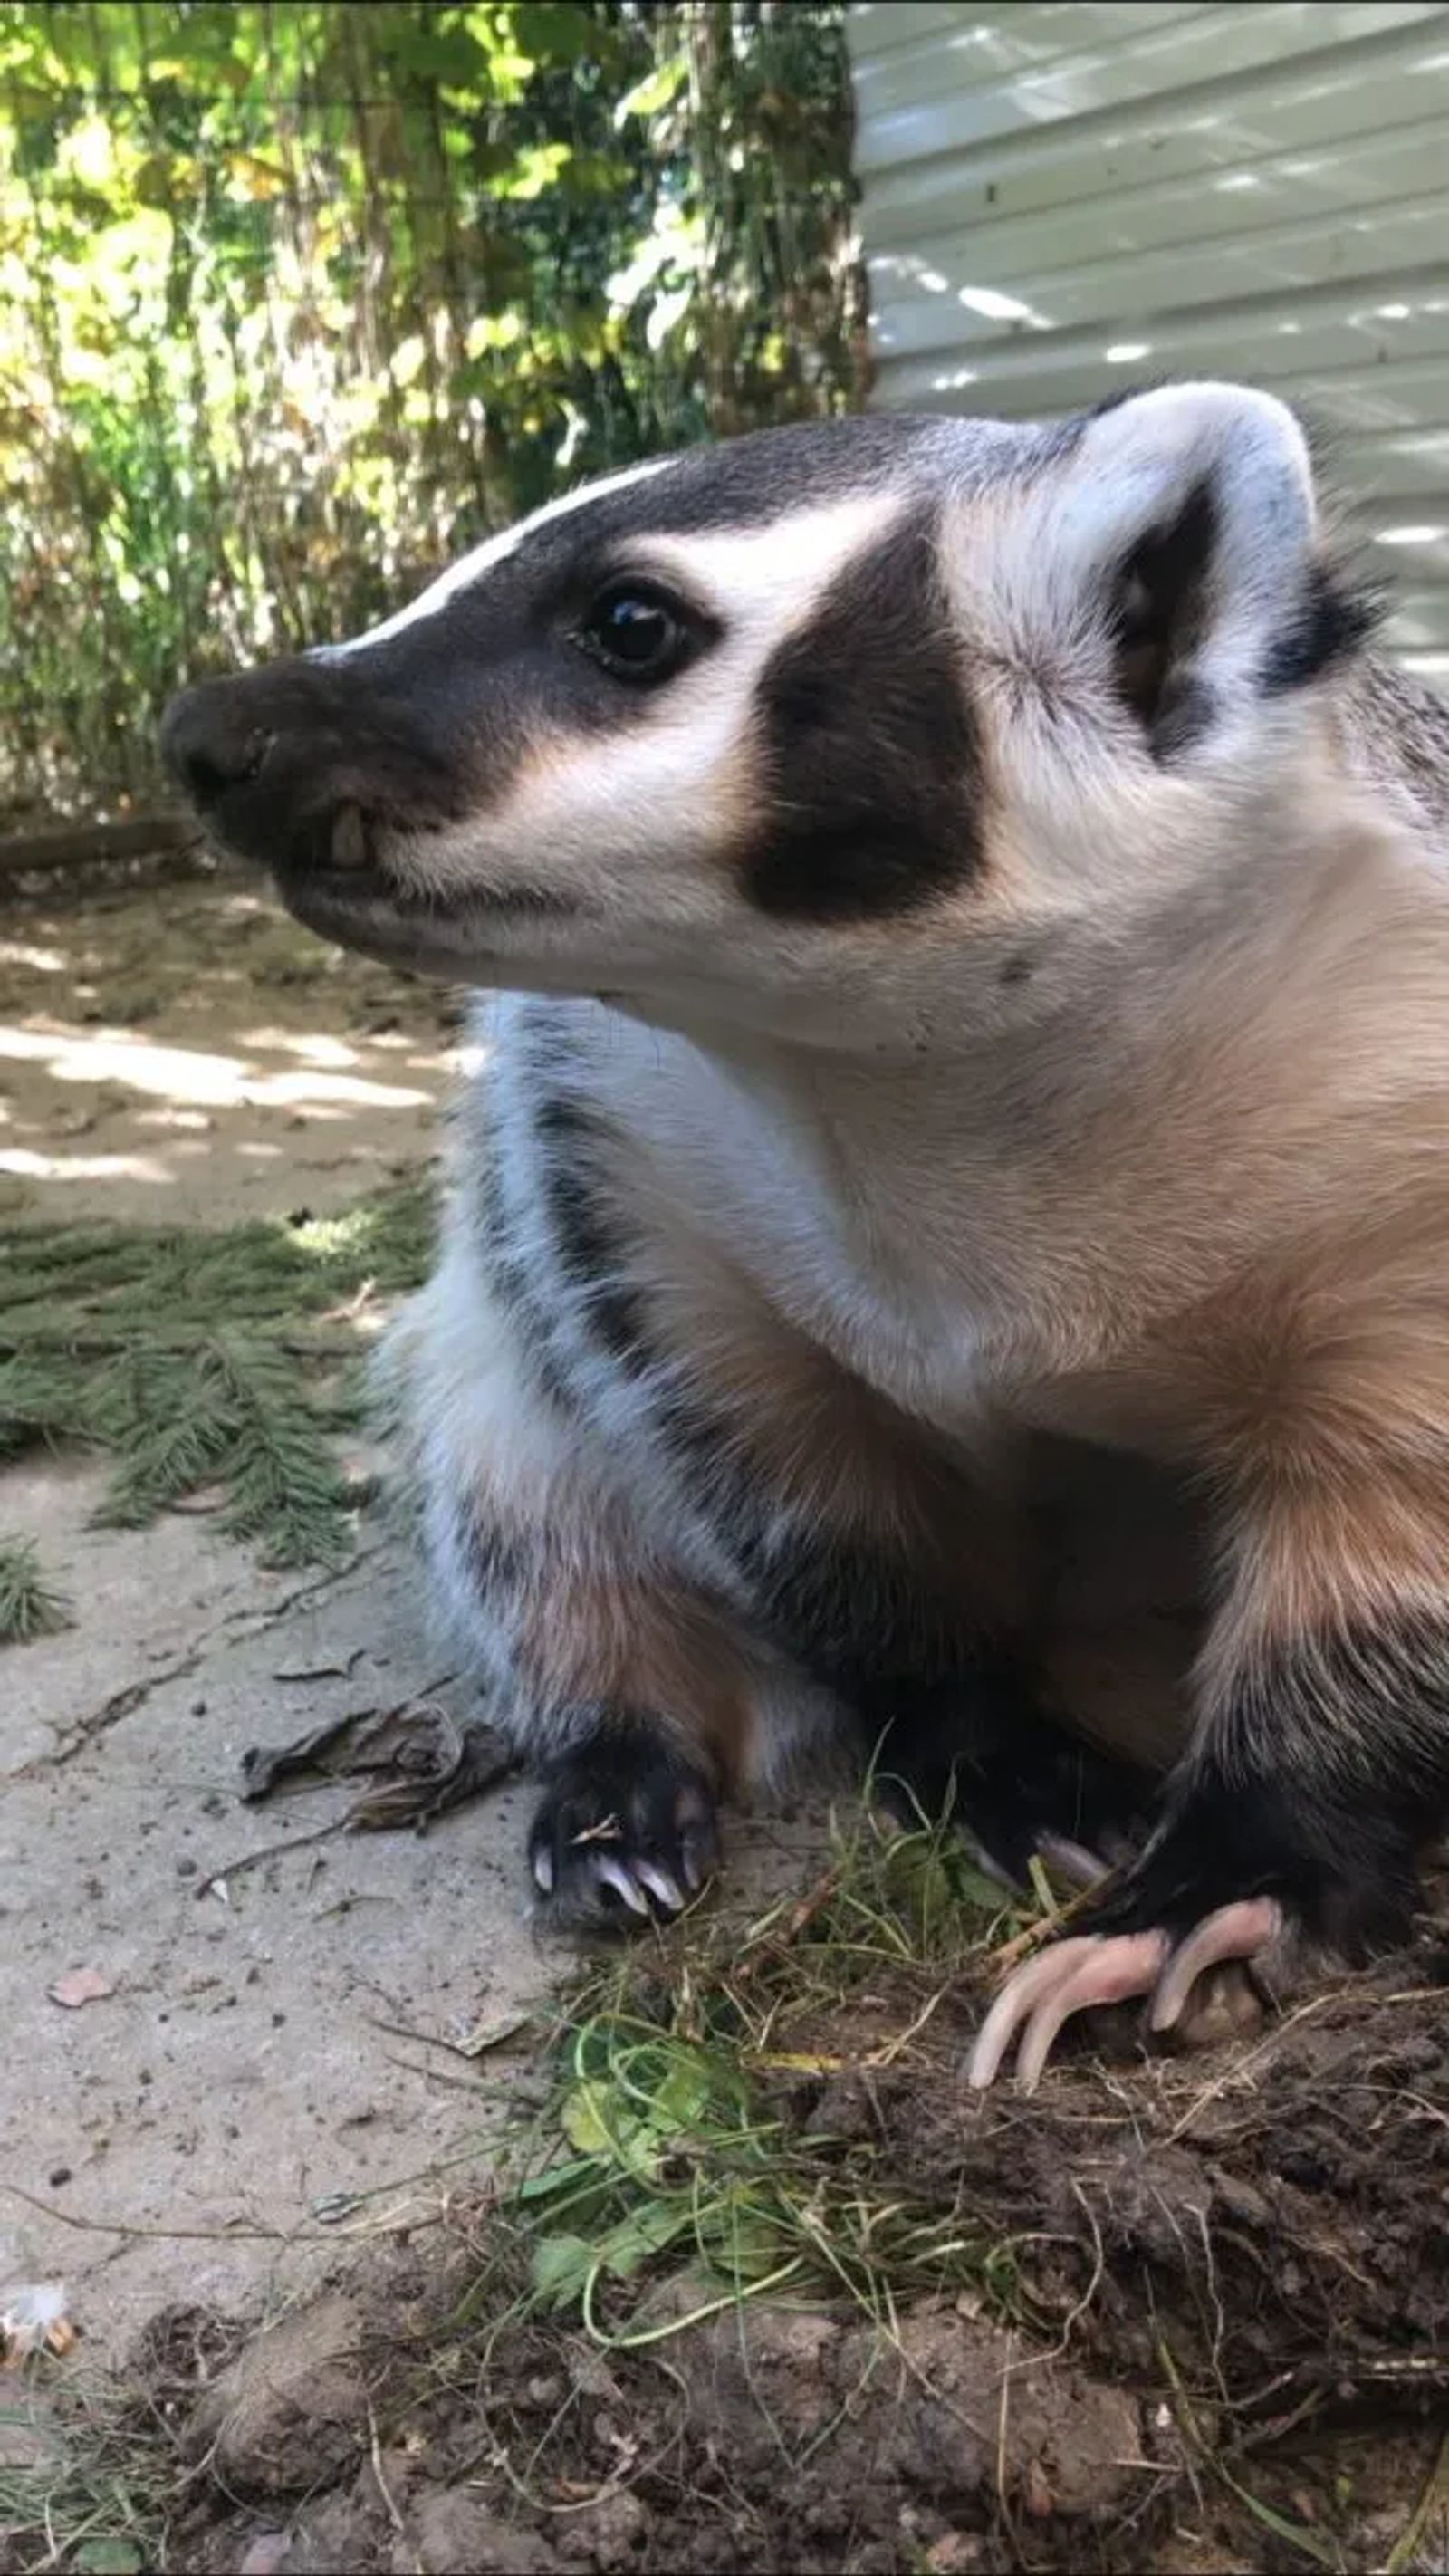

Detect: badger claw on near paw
[966, 1896, 1284, 2092]
[528, 1746, 720, 1931]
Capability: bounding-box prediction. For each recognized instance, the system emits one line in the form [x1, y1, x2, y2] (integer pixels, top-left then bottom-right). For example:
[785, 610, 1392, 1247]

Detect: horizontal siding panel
[1336, 429, 1449, 497]
[858, 15, 1449, 244]
[849, 1, 1449, 680]
[865, 126, 1449, 292]
[868, 193, 1447, 360]
[855, 7, 1448, 183]
[872, 281, 1449, 415]
[853, 5, 1223, 121]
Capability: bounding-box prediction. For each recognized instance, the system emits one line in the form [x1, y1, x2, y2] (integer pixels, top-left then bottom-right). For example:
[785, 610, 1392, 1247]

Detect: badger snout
[159, 663, 455, 891]
[159, 678, 275, 812]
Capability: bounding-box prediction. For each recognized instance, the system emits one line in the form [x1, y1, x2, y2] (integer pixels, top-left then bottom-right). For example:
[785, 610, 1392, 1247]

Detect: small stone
[925, 2538, 982, 2575]
[402, 2492, 556, 2574]
[1022, 2458, 1054, 2518]
[236, 2534, 292, 2576]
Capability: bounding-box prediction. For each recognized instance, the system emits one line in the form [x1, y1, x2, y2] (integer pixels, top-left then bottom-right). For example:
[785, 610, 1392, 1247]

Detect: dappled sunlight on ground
[0, 865, 460, 1221]
[0, 1024, 436, 1112]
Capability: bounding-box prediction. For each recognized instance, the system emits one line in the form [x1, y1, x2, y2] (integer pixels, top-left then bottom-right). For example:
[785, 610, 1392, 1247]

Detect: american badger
[163, 384, 1449, 2088]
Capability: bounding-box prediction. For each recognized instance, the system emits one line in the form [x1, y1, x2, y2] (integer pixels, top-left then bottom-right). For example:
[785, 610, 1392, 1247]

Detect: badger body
[163, 385, 1449, 2082]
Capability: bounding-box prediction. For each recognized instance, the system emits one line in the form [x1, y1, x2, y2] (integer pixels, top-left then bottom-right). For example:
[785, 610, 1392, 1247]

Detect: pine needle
[0, 1534, 72, 1641]
[0, 1176, 434, 1587]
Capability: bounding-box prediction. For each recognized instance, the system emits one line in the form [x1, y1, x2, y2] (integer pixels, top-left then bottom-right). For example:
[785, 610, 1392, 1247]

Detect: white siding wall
[848, 1, 1449, 680]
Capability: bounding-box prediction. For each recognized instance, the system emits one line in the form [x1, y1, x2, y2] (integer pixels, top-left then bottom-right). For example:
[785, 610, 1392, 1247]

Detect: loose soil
[93, 1939, 1449, 2576]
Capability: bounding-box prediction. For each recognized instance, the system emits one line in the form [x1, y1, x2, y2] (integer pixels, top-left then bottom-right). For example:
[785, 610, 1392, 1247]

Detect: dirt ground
[155, 1950, 1448, 2576]
[2, 864, 1446, 2574]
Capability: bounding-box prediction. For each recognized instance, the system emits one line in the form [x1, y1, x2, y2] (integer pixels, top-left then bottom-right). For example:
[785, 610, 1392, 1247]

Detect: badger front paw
[964, 1738, 1431, 2091]
[967, 1897, 1284, 2091]
[529, 1716, 720, 1929]
[965, 1773, 1425, 2091]
[861, 1665, 1153, 1892]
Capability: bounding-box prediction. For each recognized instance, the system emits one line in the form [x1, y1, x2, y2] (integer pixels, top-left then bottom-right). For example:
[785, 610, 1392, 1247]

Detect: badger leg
[969, 1475, 1449, 2089]
[439, 1476, 767, 1927]
[393, 1234, 789, 1929]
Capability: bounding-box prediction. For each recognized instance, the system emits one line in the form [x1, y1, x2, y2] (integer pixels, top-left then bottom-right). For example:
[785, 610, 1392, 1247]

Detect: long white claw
[1014, 1930, 1168, 2093]
[532, 1846, 555, 1893]
[634, 1860, 686, 1913]
[1148, 1897, 1283, 2032]
[594, 1856, 649, 1916]
[968, 1936, 1105, 2090]
[968, 1930, 1172, 2091]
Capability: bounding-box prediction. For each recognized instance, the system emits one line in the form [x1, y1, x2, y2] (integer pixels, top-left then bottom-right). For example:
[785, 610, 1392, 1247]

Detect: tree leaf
[616, 55, 687, 124]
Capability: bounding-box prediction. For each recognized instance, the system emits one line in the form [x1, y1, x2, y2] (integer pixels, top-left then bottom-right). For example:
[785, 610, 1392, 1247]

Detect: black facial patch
[163, 424, 953, 887]
[525, 414, 945, 561]
[744, 509, 983, 921]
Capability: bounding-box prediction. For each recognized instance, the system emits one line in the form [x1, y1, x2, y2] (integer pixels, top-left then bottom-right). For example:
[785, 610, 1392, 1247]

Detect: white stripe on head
[314, 454, 675, 662]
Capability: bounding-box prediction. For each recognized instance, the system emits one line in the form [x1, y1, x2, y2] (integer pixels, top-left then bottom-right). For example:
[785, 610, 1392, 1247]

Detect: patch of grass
[484, 1803, 1041, 2353]
[0, 2379, 169, 2574]
[0, 1175, 434, 1580]
[0, 1533, 72, 1642]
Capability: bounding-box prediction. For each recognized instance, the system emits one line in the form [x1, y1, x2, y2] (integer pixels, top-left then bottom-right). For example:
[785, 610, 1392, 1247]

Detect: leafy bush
[0, 1, 865, 815]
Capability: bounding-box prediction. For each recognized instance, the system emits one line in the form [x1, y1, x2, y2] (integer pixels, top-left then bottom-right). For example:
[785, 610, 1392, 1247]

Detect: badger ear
[1039, 383, 1374, 754]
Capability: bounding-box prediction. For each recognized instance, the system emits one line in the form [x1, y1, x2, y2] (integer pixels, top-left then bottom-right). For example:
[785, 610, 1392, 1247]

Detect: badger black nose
[160, 681, 274, 811]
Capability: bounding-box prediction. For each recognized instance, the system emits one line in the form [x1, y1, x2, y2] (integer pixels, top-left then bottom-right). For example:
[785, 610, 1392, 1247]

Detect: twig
[989, 1873, 1111, 1975]
[368, 2399, 413, 2558]
[1162, 1993, 1336, 2145]
[0, 2179, 310, 2244]
[731, 1862, 844, 1985]
[194, 1820, 340, 1898]
[864, 1980, 948, 2069]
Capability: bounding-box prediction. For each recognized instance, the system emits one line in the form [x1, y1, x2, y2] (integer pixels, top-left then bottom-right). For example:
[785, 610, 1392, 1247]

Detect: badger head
[161, 384, 1373, 1047]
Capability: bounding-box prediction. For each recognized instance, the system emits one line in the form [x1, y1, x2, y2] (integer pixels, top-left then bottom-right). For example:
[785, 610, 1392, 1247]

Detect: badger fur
[162, 383, 1449, 2086]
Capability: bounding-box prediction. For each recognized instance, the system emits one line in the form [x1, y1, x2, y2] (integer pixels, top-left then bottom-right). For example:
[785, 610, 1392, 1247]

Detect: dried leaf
[239, 1709, 359, 1802]
[341, 1708, 515, 1831]
[48, 1967, 115, 2009]
[454, 2009, 532, 2059]
[238, 1686, 514, 1832]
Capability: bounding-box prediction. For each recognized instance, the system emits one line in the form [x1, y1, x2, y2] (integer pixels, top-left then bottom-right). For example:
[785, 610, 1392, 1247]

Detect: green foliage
[0, 2383, 166, 2576]
[0, 1176, 435, 1585]
[0, 2, 865, 816]
[499, 1813, 1027, 2348]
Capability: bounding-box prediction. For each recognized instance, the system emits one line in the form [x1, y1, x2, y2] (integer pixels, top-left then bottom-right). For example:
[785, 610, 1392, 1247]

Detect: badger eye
[577, 583, 690, 684]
